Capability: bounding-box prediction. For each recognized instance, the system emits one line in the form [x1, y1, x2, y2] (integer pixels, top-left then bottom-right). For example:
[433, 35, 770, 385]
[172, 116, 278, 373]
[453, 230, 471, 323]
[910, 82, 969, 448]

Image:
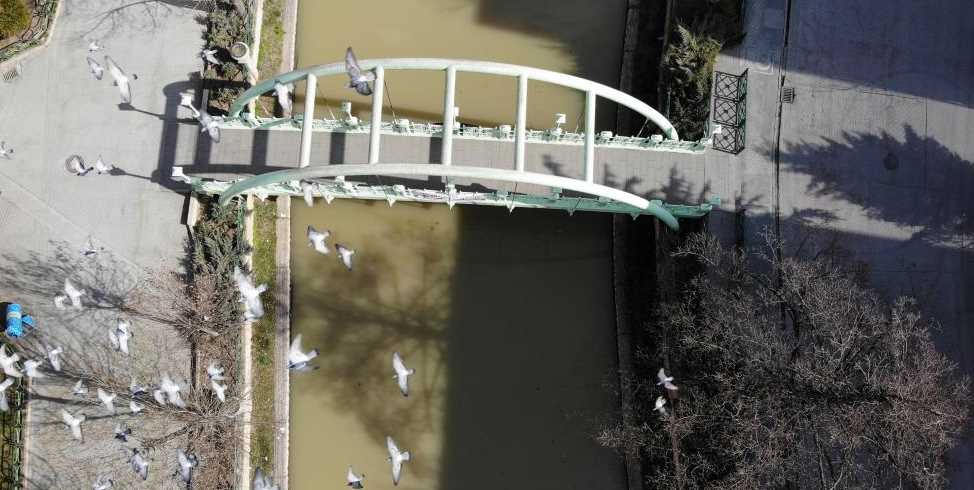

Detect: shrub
[660, 25, 722, 141]
[0, 0, 30, 38]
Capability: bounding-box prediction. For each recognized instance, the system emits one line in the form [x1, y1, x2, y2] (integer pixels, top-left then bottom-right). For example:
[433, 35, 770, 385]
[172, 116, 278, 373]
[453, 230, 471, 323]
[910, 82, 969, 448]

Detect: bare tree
[600, 233, 971, 489]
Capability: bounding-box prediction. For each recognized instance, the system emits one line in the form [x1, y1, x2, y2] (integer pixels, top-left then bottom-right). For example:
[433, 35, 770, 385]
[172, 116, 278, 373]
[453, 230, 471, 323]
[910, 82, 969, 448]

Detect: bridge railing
[226, 58, 683, 180]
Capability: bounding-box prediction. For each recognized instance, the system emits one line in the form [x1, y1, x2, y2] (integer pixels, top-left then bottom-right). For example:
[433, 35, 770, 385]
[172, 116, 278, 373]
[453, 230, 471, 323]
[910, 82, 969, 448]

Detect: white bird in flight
[345, 47, 376, 96]
[234, 266, 267, 320]
[93, 155, 114, 174]
[386, 436, 411, 486]
[104, 56, 136, 104]
[47, 346, 63, 372]
[63, 278, 85, 308]
[196, 110, 221, 143]
[23, 359, 44, 378]
[160, 374, 186, 408]
[61, 409, 86, 442]
[65, 154, 92, 176]
[287, 334, 319, 371]
[0, 378, 15, 412]
[109, 319, 132, 355]
[92, 475, 113, 490]
[0, 345, 22, 378]
[130, 400, 143, 414]
[113, 422, 132, 442]
[207, 362, 225, 381]
[306, 226, 330, 254]
[97, 388, 117, 414]
[392, 352, 415, 397]
[654, 396, 667, 416]
[300, 181, 315, 207]
[177, 449, 198, 484]
[153, 388, 167, 406]
[129, 448, 149, 480]
[200, 48, 220, 65]
[0, 141, 13, 159]
[211, 378, 227, 402]
[86, 56, 104, 80]
[274, 81, 293, 114]
[657, 367, 678, 391]
[336, 244, 355, 271]
[72, 379, 88, 396]
[346, 465, 365, 488]
[179, 91, 197, 114]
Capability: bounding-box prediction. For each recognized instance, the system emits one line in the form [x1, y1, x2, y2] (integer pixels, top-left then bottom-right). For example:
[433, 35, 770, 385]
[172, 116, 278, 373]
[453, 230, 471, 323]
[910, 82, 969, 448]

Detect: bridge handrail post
[441, 65, 457, 166]
[584, 90, 596, 183]
[299, 73, 317, 168]
[369, 66, 385, 164]
[515, 74, 528, 172]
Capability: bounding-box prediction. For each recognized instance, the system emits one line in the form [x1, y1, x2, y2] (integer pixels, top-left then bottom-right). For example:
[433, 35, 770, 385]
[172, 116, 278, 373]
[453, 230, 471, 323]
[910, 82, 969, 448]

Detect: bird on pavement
[104, 56, 137, 104]
[23, 359, 44, 378]
[287, 334, 319, 372]
[0, 141, 13, 159]
[61, 409, 86, 442]
[86, 57, 104, 80]
[654, 396, 667, 416]
[657, 367, 678, 391]
[72, 379, 88, 396]
[114, 422, 132, 442]
[91, 475, 113, 490]
[129, 448, 149, 480]
[63, 278, 86, 308]
[345, 47, 376, 96]
[94, 155, 115, 174]
[274, 81, 293, 114]
[336, 244, 355, 271]
[234, 266, 267, 320]
[211, 378, 227, 403]
[97, 388, 117, 414]
[392, 352, 415, 397]
[65, 154, 92, 176]
[207, 362, 225, 381]
[177, 449, 198, 484]
[196, 110, 221, 143]
[82, 237, 102, 257]
[87, 39, 103, 52]
[386, 436, 411, 486]
[306, 226, 330, 254]
[253, 467, 279, 490]
[0, 378, 15, 412]
[47, 346, 62, 372]
[346, 465, 365, 488]
[0, 345, 22, 378]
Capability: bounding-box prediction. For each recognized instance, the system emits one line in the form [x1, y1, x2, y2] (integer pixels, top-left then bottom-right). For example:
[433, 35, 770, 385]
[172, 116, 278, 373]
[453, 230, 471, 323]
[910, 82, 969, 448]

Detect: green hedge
[0, 0, 30, 38]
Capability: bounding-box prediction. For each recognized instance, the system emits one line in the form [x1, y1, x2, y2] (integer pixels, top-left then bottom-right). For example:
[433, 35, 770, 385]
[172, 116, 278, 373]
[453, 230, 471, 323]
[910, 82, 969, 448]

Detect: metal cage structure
[711, 69, 748, 154]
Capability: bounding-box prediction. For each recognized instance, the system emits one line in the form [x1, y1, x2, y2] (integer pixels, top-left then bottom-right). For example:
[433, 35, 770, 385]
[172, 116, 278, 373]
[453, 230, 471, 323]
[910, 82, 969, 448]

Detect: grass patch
[255, 0, 285, 117]
[250, 199, 277, 471]
[0, 0, 30, 39]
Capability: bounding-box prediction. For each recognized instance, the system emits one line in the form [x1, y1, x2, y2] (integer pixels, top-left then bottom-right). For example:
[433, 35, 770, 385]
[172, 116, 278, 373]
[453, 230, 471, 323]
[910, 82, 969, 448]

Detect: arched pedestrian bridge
[176, 57, 718, 230]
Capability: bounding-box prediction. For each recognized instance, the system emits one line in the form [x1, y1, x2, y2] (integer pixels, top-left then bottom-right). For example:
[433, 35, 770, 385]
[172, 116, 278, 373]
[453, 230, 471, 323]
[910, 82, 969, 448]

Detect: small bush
[0, 0, 30, 38]
[660, 25, 722, 141]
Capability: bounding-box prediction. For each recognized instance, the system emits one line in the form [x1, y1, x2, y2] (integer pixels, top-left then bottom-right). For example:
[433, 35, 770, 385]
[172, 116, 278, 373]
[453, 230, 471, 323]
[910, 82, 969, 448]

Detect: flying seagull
[109, 319, 132, 355]
[306, 226, 330, 254]
[0, 378, 15, 412]
[346, 465, 365, 489]
[104, 56, 136, 104]
[82, 237, 102, 257]
[0, 345, 22, 378]
[0, 141, 13, 159]
[88, 39, 103, 52]
[207, 362, 225, 381]
[300, 181, 315, 207]
[47, 346, 63, 372]
[179, 91, 196, 112]
[92, 475, 113, 490]
[657, 367, 678, 391]
[201, 48, 220, 65]
[386, 436, 411, 486]
[274, 81, 293, 114]
[654, 396, 667, 416]
[129, 400, 144, 414]
[63, 278, 85, 308]
[287, 334, 319, 371]
[196, 109, 221, 143]
[129, 448, 149, 480]
[23, 359, 44, 378]
[65, 154, 92, 176]
[160, 374, 186, 408]
[86, 56, 104, 80]
[345, 47, 376, 96]
[114, 422, 132, 442]
[54, 294, 67, 309]
[93, 155, 115, 174]
[152, 388, 167, 406]
[177, 449, 198, 484]
[336, 244, 355, 271]
[61, 409, 86, 442]
[72, 379, 88, 396]
[97, 388, 117, 414]
[234, 266, 267, 320]
[392, 352, 415, 397]
[211, 378, 227, 402]
[129, 379, 148, 397]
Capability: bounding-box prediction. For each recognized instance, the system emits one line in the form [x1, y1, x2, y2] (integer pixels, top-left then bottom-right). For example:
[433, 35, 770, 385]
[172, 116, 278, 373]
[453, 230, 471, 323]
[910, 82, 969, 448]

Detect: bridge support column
[585, 90, 596, 183]
[515, 74, 528, 172]
[369, 66, 385, 164]
[441, 65, 457, 166]
[299, 73, 317, 168]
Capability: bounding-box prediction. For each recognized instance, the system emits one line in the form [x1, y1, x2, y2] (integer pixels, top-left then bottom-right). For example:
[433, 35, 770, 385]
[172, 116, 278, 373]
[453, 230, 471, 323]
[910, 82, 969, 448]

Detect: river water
[290, 199, 625, 489]
[295, 0, 627, 130]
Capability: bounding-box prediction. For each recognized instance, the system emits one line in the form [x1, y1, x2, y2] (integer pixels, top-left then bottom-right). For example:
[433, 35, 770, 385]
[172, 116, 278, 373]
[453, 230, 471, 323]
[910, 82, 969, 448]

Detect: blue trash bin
[5, 303, 23, 338]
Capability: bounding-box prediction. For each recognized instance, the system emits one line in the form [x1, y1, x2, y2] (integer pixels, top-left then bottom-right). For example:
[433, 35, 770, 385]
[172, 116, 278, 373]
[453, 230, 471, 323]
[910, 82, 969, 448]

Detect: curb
[0, 0, 64, 73]
[272, 196, 291, 489]
[239, 194, 256, 490]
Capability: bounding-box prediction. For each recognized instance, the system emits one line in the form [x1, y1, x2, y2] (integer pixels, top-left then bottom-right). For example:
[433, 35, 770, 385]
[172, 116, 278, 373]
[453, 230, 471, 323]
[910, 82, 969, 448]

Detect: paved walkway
[0, 1, 203, 487]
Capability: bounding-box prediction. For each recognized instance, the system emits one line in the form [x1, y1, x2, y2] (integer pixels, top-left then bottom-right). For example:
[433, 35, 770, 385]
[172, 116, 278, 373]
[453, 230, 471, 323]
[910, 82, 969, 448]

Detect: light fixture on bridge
[650, 134, 664, 144]
[340, 101, 359, 127]
[549, 113, 567, 138]
[229, 42, 258, 83]
[495, 124, 512, 139]
[394, 118, 411, 133]
[171, 166, 192, 184]
[548, 187, 562, 201]
[598, 130, 614, 143]
[446, 184, 458, 209]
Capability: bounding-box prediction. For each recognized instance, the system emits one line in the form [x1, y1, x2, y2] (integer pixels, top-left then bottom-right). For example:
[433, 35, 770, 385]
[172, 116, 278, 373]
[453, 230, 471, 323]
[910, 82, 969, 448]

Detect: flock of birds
[653, 367, 679, 416]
